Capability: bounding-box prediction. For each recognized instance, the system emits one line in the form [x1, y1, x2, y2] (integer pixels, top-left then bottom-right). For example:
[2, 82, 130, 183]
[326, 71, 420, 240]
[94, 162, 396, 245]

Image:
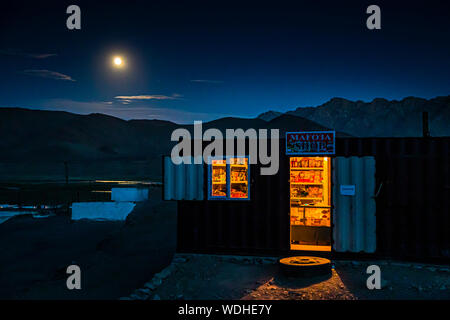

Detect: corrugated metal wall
[336, 138, 450, 260]
[332, 157, 376, 253]
[163, 156, 204, 200]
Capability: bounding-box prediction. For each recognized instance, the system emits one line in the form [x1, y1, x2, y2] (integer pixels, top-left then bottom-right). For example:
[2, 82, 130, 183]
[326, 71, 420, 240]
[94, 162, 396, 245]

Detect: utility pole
[64, 161, 69, 185]
[422, 111, 430, 138]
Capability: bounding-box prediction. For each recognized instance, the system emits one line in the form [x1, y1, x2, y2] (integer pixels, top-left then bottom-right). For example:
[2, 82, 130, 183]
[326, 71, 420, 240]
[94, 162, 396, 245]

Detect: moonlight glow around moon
[112, 56, 125, 68]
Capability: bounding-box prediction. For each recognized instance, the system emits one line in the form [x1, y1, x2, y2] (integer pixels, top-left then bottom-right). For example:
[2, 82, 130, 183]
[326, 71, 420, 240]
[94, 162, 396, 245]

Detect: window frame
[207, 156, 250, 201]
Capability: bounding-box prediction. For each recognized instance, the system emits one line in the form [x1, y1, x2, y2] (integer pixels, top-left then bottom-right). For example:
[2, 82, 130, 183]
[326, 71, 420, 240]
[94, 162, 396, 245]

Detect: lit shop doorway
[289, 157, 331, 251]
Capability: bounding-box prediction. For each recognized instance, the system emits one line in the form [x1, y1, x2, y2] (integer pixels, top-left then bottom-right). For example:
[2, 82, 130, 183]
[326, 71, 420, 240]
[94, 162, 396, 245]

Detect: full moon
[112, 56, 124, 68]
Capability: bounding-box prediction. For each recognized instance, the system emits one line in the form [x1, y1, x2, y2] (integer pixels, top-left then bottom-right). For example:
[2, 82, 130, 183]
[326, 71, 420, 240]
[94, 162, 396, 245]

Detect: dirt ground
[1, 183, 448, 300]
[0, 186, 177, 300]
[134, 254, 450, 300]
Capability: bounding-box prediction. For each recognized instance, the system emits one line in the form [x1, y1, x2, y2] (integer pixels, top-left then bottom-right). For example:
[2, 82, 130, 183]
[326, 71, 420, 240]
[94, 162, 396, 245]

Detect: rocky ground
[125, 254, 450, 300]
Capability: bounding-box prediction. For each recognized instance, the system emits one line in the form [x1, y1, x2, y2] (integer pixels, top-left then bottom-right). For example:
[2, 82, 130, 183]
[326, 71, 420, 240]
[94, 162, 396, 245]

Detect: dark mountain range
[0, 107, 340, 163]
[258, 95, 450, 137]
[2, 95, 447, 180]
[0, 108, 178, 162]
[0, 108, 339, 180]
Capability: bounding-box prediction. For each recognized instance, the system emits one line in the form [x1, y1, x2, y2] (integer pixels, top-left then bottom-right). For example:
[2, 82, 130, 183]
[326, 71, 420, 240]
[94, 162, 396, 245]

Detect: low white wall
[71, 202, 136, 221]
[111, 187, 149, 202]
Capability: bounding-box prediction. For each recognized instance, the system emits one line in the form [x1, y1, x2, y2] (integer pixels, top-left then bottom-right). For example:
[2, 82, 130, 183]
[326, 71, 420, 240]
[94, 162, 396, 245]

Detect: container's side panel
[353, 157, 364, 252]
[185, 162, 196, 200]
[174, 161, 186, 200]
[396, 141, 410, 256]
[374, 145, 392, 256]
[413, 141, 425, 257]
[442, 140, 450, 258]
[163, 156, 174, 200]
[276, 152, 290, 252]
[364, 157, 377, 252]
[163, 156, 203, 200]
[425, 140, 439, 257]
[333, 156, 376, 253]
[367, 138, 450, 260]
[332, 157, 350, 252]
[197, 163, 204, 200]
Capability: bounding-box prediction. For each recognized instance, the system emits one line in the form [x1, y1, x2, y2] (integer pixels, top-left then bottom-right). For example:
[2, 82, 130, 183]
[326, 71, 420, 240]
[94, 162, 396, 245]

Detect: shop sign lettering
[286, 131, 335, 155]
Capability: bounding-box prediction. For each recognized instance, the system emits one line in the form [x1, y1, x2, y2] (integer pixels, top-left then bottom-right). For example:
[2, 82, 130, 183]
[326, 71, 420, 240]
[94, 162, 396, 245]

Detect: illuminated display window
[289, 156, 331, 252]
[208, 157, 250, 200]
[210, 159, 227, 198]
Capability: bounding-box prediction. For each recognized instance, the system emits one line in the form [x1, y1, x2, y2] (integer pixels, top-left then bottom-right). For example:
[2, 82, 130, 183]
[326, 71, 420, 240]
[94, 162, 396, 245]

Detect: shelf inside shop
[290, 182, 323, 185]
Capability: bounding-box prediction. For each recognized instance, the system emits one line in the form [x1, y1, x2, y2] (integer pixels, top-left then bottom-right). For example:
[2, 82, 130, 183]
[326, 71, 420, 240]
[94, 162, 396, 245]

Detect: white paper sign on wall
[340, 185, 356, 196]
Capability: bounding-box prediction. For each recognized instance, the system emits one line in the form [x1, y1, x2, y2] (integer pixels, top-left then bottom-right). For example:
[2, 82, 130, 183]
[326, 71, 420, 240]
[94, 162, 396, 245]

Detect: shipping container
[164, 136, 450, 262]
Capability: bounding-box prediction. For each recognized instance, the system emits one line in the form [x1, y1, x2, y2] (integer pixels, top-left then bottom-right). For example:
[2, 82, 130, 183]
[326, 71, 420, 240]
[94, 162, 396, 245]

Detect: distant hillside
[0, 107, 342, 162]
[0, 107, 339, 180]
[259, 95, 450, 137]
[265, 114, 347, 135]
[0, 108, 178, 162]
[258, 110, 282, 122]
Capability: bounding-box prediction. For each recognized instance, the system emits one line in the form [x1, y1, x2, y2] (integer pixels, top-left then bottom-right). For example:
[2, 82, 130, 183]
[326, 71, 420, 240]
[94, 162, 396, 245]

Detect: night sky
[1, 0, 449, 123]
